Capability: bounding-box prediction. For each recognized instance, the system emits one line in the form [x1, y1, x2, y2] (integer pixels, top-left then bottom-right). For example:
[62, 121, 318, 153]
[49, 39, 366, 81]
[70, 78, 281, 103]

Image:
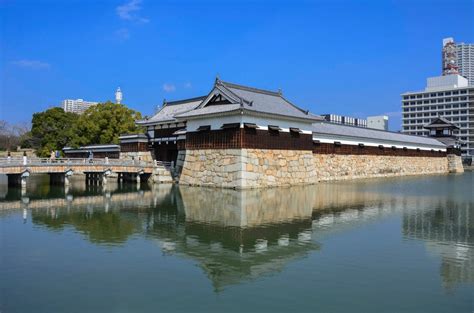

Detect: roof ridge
[166, 95, 207, 106]
[220, 80, 280, 96]
[278, 94, 313, 116]
[315, 122, 445, 146]
[318, 121, 443, 140]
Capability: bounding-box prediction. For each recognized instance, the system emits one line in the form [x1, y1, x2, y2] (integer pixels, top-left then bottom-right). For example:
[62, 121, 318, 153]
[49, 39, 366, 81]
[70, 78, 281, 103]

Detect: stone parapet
[120, 151, 154, 162]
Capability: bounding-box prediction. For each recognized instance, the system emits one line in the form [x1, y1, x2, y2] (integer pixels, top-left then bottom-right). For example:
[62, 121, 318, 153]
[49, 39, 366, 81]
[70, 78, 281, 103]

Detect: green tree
[30, 107, 79, 157]
[70, 101, 142, 146]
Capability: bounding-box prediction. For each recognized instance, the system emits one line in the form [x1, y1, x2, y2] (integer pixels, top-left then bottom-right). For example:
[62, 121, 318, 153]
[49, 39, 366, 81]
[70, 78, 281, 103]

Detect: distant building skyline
[62, 87, 123, 114]
[62, 99, 98, 114]
[401, 74, 473, 157]
[442, 37, 474, 85]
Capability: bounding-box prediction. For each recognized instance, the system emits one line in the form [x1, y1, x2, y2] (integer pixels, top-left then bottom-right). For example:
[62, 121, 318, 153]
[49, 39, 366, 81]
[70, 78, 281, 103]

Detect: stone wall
[179, 149, 243, 188]
[174, 150, 186, 177]
[447, 154, 464, 173]
[179, 149, 316, 189]
[313, 154, 448, 181]
[178, 148, 452, 188]
[243, 149, 315, 188]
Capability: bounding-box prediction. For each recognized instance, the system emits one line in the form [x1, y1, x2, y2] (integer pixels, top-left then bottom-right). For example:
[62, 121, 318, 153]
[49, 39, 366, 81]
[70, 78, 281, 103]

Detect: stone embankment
[178, 148, 461, 189]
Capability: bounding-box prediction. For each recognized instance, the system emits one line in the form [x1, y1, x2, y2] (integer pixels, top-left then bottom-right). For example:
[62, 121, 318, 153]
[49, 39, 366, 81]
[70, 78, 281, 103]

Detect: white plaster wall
[186, 113, 313, 133]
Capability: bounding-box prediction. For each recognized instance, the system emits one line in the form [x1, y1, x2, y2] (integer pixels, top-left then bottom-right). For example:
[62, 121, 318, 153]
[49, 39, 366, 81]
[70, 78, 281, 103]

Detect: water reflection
[1, 173, 473, 291]
[403, 203, 474, 290]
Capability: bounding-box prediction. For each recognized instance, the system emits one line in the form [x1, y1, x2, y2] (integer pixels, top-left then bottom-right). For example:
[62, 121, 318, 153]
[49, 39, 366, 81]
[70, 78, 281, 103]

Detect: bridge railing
[0, 157, 163, 168]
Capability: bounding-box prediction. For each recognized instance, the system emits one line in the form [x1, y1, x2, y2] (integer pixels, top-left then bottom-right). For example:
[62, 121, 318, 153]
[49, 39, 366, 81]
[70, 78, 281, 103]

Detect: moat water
[0, 173, 473, 312]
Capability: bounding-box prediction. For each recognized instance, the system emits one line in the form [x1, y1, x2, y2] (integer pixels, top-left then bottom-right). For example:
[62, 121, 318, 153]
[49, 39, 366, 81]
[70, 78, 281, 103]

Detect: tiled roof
[175, 103, 242, 118]
[312, 122, 446, 148]
[176, 80, 323, 122]
[424, 117, 460, 129]
[137, 96, 205, 125]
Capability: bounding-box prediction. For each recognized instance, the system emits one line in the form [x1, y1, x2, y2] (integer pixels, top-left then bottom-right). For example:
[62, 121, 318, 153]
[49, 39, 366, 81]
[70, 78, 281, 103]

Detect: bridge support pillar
[64, 170, 73, 187]
[50, 173, 65, 185]
[7, 171, 29, 195]
[84, 170, 111, 187]
[102, 170, 111, 186]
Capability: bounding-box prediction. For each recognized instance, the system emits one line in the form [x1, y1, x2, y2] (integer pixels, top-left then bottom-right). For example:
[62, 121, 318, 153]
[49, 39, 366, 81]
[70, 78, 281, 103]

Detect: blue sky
[1, 0, 473, 130]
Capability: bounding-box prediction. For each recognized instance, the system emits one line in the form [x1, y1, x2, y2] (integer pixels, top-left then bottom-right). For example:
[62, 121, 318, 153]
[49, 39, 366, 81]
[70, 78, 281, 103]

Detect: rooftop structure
[367, 116, 389, 131]
[320, 114, 367, 128]
[442, 37, 474, 85]
[423, 117, 461, 149]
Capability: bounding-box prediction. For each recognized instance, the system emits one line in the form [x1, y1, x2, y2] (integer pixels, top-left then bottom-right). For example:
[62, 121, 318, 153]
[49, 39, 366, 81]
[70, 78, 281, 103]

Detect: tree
[28, 103, 142, 157]
[30, 107, 79, 157]
[0, 120, 31, 151]
[70, 101, 142, 147]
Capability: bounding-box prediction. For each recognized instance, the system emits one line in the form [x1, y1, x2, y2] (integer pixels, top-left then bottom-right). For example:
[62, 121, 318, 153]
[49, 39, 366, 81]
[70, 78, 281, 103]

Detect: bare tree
[0, 120, 31, 151]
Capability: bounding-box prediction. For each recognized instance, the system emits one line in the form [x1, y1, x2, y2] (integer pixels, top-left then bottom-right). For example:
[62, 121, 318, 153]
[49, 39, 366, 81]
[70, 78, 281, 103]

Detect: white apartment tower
[442, 37, 474, 85]
[62, 99, 98, 114]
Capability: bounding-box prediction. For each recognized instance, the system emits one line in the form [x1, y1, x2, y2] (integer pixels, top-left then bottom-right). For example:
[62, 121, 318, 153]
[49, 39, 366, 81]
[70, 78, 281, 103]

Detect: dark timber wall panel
[313, 142, 446, 157]
[185, 128, 313, 150]
[120, 142, 148, 152]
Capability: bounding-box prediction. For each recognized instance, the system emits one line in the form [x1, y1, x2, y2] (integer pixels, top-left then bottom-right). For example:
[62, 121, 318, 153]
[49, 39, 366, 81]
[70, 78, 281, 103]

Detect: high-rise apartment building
[401, 75, 473, 157]
[442, 37, 474, 85]
[62, 99, 98, 114]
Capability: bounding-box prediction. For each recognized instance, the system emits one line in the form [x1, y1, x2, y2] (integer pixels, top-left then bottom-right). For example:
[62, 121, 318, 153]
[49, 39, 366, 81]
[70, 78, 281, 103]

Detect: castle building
[120, 78, 461, 189]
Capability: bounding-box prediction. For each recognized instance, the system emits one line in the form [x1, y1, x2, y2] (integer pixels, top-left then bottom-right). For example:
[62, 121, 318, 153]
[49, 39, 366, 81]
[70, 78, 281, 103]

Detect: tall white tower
[115, 87, 123, 104]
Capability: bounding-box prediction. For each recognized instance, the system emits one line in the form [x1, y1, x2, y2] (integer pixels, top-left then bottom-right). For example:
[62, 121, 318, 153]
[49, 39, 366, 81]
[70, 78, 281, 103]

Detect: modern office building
[320, 114, 367, 128]
[442, 37, 474, 85]
[62, 99, 99, 114]
[401, 74, 473, 157]
[367, 116, 389, 131]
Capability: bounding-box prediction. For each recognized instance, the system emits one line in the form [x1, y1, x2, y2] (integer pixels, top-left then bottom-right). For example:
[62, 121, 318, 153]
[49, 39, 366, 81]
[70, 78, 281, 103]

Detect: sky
[0, 0, 473, 130]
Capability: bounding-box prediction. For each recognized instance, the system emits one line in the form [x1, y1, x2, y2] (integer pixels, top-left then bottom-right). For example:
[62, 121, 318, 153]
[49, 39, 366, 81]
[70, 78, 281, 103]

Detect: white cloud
[163, 83, 176, 92]
[12, 59, 50, 69]
[116, 0, 149, 23]
[184, 82, 192, 88]
[115, 28, 130, 41]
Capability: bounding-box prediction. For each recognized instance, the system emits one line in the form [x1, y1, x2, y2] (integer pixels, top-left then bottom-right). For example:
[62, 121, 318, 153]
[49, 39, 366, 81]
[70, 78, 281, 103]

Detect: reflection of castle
[11, 175, 472, 291]
[403, 204, 474, 290]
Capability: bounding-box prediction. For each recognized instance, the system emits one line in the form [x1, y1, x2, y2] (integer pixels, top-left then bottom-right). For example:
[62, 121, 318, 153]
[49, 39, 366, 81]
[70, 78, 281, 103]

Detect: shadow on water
[0, 172, 473, 291]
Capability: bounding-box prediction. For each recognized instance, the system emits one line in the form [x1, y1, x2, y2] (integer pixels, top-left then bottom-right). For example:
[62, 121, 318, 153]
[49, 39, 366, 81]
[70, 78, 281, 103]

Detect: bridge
[0, 157, 173, 193]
